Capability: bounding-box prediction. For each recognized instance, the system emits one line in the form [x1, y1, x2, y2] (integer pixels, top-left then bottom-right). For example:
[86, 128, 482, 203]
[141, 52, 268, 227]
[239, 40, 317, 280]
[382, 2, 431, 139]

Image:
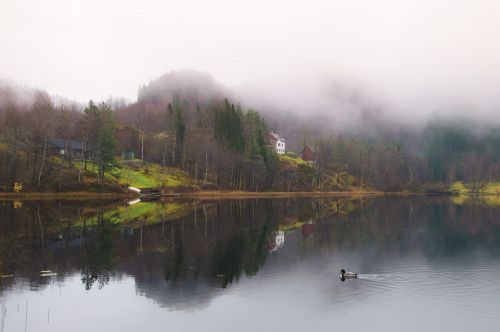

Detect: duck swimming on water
[340, 269, 357, 281]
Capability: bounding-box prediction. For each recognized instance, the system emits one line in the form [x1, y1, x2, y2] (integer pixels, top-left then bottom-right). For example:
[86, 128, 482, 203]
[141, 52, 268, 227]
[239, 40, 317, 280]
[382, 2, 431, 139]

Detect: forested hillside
[1, 71, 500, 194]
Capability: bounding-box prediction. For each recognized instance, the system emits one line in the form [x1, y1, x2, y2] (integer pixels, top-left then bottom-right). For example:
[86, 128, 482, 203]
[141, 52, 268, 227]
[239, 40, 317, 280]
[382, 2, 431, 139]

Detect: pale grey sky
[1, 0, 500, 117]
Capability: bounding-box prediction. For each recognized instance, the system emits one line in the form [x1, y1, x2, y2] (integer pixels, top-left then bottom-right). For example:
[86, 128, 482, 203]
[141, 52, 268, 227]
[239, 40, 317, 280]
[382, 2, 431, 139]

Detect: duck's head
[340, 269, 346, 275]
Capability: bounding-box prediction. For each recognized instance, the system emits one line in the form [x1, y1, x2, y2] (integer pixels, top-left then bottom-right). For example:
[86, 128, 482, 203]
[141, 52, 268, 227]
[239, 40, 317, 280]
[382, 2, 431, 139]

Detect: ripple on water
[330, 256, 500, 326]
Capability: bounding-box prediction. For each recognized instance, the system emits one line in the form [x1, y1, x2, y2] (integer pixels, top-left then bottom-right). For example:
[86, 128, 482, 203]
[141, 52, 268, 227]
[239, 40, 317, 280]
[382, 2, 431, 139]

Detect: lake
[1, 196, 500, 331]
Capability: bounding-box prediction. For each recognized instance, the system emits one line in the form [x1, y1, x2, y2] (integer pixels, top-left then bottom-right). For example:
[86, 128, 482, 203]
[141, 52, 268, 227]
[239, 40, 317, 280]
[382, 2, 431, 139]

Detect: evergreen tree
[84, 100, 116, 182]
[214, 98, 245, 153]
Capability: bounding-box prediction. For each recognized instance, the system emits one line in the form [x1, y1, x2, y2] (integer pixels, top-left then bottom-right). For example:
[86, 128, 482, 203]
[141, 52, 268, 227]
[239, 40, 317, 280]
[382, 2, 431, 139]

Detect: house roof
[268, 131, 285, 142]
[49, 138, 84, 150]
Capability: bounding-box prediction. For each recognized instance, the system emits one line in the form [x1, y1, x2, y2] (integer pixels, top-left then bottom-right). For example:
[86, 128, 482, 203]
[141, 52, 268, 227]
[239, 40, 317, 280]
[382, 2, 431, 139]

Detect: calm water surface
[1, 196, 500, 331]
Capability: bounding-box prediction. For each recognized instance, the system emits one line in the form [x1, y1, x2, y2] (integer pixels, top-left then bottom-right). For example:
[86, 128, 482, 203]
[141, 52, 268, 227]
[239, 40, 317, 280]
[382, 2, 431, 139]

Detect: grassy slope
[279, 153, 370, 192]
[279, 153, 309, 166]
[77, 159, 192, 189]
[277, 198, 360, 232]
[451, 181, 500, 195]
[3, 147, 373, 194]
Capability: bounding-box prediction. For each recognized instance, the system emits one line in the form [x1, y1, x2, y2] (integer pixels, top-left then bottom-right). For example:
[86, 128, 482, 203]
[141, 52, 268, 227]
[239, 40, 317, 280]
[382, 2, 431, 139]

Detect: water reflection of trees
[0, 200, 121, 290]
[128, 200, 283, 289]
[309, 197, 500, 257]
[80, 209, 115, 290]
[3, 197, 500, 299]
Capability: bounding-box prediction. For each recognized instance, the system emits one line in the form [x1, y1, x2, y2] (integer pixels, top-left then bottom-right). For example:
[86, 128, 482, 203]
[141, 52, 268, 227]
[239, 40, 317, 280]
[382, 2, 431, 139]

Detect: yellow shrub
[13, 182, 23, 193]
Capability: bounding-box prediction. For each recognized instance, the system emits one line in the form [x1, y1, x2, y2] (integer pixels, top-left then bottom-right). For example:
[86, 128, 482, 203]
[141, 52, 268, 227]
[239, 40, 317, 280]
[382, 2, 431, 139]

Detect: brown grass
[178, 190, 385, 199]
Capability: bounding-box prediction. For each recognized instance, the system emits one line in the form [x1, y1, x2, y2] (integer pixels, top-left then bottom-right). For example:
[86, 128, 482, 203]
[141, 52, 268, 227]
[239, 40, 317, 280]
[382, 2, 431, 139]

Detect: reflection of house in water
[268, 231, 285, 253]
[301, 224, 315, 238]
[46, 226, 90, 250]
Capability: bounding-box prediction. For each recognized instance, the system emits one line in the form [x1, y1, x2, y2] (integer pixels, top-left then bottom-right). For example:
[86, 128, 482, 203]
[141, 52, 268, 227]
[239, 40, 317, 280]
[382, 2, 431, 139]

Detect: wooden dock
[139, 188, 161, 196]
[128, 187, 180, 199]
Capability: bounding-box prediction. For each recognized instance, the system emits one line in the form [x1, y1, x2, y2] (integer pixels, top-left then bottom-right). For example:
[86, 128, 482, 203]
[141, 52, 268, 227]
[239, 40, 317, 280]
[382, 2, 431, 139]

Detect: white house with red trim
[268, 131, 286, 154]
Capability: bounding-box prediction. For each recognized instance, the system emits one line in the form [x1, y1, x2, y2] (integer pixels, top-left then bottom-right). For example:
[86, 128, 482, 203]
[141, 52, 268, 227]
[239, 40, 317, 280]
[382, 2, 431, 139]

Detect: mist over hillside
[2, 69, 499, 150]
[2, 68, 500, 192]
[137, 70, 230, 105]
[0, 79, 37, 108]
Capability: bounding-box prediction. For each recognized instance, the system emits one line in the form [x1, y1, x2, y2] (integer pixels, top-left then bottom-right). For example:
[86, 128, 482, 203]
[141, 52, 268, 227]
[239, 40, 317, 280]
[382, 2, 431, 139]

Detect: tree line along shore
[2, 71, 500, 196]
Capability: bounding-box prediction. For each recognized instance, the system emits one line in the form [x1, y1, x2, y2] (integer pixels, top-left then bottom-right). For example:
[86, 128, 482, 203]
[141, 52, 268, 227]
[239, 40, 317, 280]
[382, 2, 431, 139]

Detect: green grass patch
[450, 181, 500, 195]
[279, 154, 309, 166]
[76, 159, 192, 188]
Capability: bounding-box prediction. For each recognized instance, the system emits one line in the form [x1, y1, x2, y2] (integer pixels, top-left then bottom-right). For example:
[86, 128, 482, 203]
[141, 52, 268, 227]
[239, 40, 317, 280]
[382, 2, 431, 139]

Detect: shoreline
[1, 190, 388, 200]
[177, 190, 385, 199]
[0, 190, 495, 200]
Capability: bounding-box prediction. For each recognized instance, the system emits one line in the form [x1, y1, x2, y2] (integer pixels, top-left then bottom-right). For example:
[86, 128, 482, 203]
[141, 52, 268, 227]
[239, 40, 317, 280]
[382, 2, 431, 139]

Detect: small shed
[301, 145, 316, 162]
[121, 149, 135, 160]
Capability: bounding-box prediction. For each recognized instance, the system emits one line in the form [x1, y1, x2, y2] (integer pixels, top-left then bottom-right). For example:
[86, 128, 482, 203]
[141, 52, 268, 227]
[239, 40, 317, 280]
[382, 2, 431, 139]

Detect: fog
[1, 0, 500, 122]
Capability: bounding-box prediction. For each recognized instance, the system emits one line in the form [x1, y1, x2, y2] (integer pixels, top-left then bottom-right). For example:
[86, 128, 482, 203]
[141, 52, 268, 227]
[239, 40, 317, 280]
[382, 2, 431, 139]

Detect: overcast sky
[1, 0, 500, 117]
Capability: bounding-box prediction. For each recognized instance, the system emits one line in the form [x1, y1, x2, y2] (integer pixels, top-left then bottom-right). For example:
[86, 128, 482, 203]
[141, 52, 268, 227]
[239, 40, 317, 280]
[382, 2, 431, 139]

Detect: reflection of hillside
[299, 197, 500, 258]
[277, 197, 368, 233]
[3, 197, 500, 309]
[80, 200, 192, 227]
[136, 277, 224, 311]
[452, 194, 500, 207]
[107, 200, 280, 309]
